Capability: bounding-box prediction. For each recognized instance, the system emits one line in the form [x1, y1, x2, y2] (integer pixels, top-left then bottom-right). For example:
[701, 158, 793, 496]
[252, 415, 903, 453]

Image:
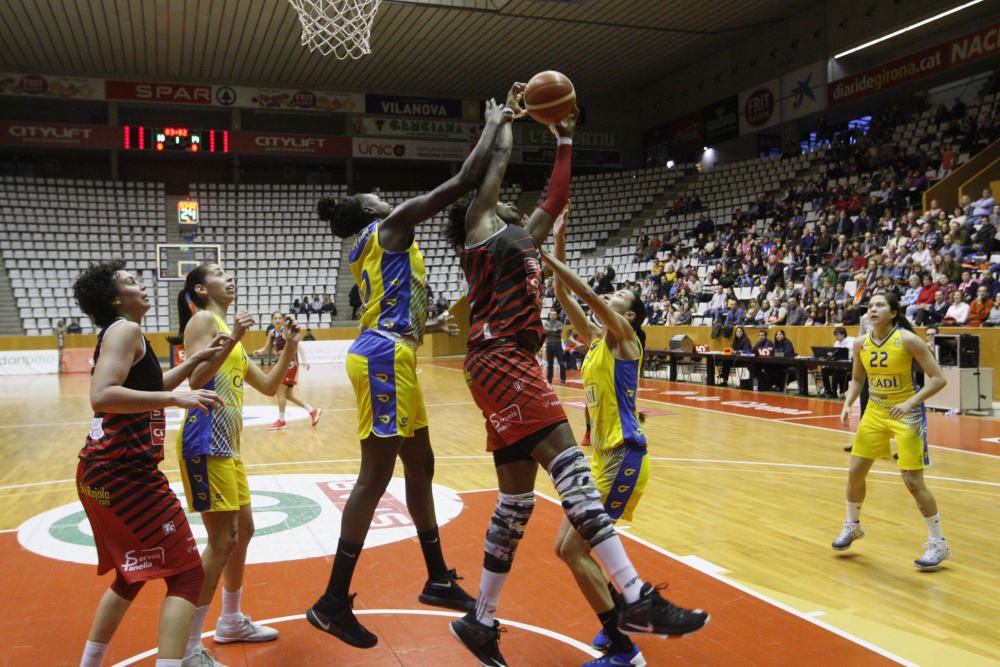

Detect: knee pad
[483, 491, 535, 573]
[547, 447, 616, 548]
[165, 564, 205, 605]
[111, 572, 145, 601]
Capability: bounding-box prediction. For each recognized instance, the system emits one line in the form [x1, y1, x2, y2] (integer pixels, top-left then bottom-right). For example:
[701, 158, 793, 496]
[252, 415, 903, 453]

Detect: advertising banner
[0, 122, 119, 149]
[0, 72, 103, 100]
[0, 350, 59, 376]
[780, 61, 827, 121]
[670, 109, 705, 159]
[365, 94, 465, 118]
[514, 147, 623, 168]
[229, 132, 351, 157]
[739, 79, 780, 135]
[829, 22, 1000, 106]
[300, 340, 353, 364]
[352, 137, 473, 161]
[218, 86, 363, 112]
[515, 124, 619, 150]
[702, 96, 739, 144]
[352, 116, 482, 141]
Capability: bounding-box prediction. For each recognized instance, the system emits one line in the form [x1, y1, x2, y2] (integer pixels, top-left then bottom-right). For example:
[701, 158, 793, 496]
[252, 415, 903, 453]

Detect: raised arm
[540, 246, 636, 350]
[186, 310, 253, 389]
[524, 111, 577, 247]
[381, 97, 512, 236]
[92, 322, 221, 414]
[245, 317, 302, 396]
[550, 205, 596, 346]
[464, 86, 524, 246]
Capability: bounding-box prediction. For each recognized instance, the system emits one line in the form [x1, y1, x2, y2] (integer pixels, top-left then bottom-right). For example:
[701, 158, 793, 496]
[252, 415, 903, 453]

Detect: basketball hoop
[288, 0, 382, 59]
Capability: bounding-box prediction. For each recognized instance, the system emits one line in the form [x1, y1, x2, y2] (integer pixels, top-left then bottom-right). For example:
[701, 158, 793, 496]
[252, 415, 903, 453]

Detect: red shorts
[77, 458, 201, 584]
[465, 343, 567, 451]
[283, 360, 298, 386]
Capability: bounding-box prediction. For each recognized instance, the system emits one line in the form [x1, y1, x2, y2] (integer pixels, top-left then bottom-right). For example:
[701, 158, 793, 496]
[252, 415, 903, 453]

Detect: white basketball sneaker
[181, 646, 227, 667]
[914, 538, 952, 571]
[214, 614, 279, 643]
[831, 521, 865, 550]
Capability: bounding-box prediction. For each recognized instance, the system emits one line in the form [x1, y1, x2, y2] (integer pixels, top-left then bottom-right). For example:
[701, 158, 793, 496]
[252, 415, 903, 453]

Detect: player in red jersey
[72, 260, 226, 667]
[443, 101, 708, 666]
[254, 311, 321, 430]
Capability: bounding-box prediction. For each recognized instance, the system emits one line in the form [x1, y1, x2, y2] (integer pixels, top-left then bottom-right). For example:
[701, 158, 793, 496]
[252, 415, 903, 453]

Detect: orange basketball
[523, 71, 576, 125]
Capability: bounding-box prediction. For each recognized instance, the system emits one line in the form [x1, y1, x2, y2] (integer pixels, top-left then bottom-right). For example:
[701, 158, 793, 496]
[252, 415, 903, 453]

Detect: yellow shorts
[591, 441, 650, 522]
[851, 400, 929, 470]
[179, 455, 251, 513]
[346, 330, 428, 440]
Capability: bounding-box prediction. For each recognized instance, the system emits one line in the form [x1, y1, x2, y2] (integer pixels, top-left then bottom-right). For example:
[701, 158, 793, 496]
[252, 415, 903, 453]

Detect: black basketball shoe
[449, 611, 507, 666]
[418, 568, 476, 611]
[618, 583, 709, 636]
[306, 593, 378, 648]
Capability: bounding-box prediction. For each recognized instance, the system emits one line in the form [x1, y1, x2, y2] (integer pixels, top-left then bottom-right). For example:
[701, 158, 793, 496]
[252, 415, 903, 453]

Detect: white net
[288, 0, 383, 60]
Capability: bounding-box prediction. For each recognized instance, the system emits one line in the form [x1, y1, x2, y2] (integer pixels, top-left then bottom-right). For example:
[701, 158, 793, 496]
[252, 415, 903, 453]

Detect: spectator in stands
[942, 290, 969, 326]
[349, 285, 362, 319]
[744, 301, 765, 325]
[292, 298, 303, 314]
[707, 286, 727, 320]
[971, 188, 996, 223]
[764, 296, 786, 326]
[973, 208, 998, 255]
[785, 297, 808, 326]
[985, 300, 1000, 327]
[634, 232, 649, 260]
[957, 270, 978, 301]
[980, 269, 999, 301]
[67, 318, 83, 334]
[669, 301, 692, 325]
[967, 286, 993, 327]
[564, 327, 585, 369]
[310, 295, 323, 314]
[321, 294, 337, 316]
[841, 298, 861, 326]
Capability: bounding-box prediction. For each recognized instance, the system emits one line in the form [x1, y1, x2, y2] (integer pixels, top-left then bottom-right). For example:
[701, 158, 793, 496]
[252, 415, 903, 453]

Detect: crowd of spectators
[625, 97, 1000, 334]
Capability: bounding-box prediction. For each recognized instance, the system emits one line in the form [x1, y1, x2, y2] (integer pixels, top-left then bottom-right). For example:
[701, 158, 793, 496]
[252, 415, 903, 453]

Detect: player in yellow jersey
[175, 262, 302, 666]
[304, 97, 514, 649]
[834, 291, 951, 570]
[541, 205, 658, 667]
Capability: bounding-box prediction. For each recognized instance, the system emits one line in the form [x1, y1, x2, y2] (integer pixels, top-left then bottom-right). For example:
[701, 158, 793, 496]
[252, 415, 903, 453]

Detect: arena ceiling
[0, 0, 816, 100]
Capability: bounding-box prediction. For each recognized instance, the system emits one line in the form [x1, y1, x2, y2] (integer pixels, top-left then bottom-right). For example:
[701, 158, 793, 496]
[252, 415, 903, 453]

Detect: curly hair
[73, 260, 126, 329]
[317, 195, 371, 239]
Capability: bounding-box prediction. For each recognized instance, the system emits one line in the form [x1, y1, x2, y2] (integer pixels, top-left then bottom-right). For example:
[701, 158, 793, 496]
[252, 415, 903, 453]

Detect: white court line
[648, 457, 1000, 488]
[532, 493, 918, 667]
[777, 414, 843, 421]
[110, 609, 600, 666]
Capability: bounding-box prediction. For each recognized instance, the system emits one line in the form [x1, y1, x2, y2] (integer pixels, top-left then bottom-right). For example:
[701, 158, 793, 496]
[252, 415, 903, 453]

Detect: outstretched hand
[484, 98, 510, 125]
[231, 311, 255, 342]
[549, 107, 579, 139]
[506, 82, 527, 120]
[281, 316, 303, 345]
[553, 200, 571, 240]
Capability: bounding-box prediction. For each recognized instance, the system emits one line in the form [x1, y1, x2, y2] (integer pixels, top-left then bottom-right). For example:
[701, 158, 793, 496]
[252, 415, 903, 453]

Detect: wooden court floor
[1, 360, 999, 666]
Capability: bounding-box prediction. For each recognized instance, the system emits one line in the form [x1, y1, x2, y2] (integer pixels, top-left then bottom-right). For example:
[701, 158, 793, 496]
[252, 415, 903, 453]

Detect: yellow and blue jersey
[853, 326, 929, 469]
[178, 313, 248, 460]
[861, 327, 918, 404]
[350, 220, 428, 344]
[581, 337, 646, 451]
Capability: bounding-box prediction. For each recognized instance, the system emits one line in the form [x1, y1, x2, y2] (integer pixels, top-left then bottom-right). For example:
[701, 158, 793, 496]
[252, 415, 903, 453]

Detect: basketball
[523, 71, 576, 125]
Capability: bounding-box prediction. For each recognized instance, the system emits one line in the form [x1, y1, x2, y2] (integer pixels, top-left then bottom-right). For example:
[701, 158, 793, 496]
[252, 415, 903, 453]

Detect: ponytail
[176, 262, 212, 337]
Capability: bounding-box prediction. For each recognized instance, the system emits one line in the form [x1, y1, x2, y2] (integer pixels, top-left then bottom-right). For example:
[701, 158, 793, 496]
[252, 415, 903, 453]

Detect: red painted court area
[3, 490, 898, 666]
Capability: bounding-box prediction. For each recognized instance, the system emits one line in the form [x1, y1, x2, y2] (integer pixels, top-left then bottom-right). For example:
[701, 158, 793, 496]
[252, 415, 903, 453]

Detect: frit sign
[738, 78, 780, 135]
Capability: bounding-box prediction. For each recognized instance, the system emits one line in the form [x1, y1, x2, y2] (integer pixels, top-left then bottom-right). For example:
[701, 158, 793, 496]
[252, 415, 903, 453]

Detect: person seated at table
[768, 329, 797, 391]
[820, 326, 854, 397]
[752, 329, 775, 390]
[719, 326, 752, 386]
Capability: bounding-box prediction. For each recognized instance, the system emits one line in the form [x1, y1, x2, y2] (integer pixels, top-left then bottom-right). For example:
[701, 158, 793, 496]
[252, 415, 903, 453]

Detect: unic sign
[830, 22, 1000, 105]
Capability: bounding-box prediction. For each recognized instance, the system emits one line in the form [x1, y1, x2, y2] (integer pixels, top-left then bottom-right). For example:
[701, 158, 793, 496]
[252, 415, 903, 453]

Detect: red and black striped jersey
[460, 223, 544, 350]
[80, 319, 166, 463]
[270, 326, 286, 354]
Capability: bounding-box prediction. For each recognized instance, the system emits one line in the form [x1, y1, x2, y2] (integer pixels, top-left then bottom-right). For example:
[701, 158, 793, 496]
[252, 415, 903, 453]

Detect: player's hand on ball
[231, 311, 255, 341]
[549, 108, 578, 138]
[506, 82, 527, 119]
[176, 389, 224, 415]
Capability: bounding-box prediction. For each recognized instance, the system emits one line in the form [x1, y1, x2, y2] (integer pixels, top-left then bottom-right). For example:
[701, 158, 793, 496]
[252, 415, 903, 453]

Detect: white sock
[304, 403, 313, 413]
[80, 640, 108, 667]
[185, 605, 209, 657]
[846, 501, 862, 523]
[278, 411, 285, 421]
[473, 570, 508, 626]
[221, 587, 242, 624]
[592, 536, 644, 604]
[923, 513, 943, 539]
[155, 660, 182, 667]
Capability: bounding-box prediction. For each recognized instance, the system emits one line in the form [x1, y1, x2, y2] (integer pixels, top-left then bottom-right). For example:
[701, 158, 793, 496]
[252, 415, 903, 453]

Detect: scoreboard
[123, 126, 229, 153]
